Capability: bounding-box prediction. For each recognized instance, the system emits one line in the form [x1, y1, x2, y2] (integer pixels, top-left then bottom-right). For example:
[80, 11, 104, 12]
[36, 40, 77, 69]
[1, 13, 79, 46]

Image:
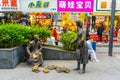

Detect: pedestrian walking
[97, 22, 104, 42]
[52, 27, 58, 45]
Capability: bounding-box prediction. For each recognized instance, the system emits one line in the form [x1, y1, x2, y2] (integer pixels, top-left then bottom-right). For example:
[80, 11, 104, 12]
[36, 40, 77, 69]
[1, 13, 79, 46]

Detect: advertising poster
[57, 0, 94, 12]
[0, 0, 19, 11]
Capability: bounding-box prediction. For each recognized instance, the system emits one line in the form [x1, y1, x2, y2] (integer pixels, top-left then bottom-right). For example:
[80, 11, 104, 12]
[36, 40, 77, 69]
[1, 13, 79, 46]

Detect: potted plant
[42, 31, 77, 60]
[0, 23, 51, 69]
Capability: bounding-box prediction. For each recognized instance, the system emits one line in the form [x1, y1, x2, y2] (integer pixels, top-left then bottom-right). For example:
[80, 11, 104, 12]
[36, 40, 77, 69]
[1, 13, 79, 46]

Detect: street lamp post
[108, 0, 116, 56]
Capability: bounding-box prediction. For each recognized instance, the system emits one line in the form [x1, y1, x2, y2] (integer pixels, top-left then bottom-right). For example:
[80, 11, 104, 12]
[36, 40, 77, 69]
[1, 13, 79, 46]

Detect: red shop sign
[36, 13, 46, 20]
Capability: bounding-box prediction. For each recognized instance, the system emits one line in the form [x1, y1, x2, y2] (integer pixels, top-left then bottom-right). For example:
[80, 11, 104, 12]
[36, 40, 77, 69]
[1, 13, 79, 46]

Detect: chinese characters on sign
[28, 0, 50, 8]
[57, 0, 94, 12]
[0, 0, 19, 11]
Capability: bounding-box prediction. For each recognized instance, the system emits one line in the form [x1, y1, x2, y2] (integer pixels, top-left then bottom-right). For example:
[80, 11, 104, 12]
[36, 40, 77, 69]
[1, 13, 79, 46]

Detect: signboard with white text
[0, 0, 19, 11]
[57, 0, 94, 12]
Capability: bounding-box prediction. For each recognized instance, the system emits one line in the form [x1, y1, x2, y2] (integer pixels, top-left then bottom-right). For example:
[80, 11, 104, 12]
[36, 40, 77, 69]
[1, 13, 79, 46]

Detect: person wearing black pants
[97, 23, 104, 42]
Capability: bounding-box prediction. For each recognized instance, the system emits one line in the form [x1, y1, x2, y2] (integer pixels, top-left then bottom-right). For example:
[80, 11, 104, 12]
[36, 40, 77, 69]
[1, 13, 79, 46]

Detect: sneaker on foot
[91, 59, 99, 62]
[95, 59, 99, 62]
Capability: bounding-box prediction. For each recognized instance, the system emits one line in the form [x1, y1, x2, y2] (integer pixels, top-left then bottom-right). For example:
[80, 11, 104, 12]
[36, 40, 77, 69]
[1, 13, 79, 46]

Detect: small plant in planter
[60, 31, 77, 51]
[42, 31, 77, 60]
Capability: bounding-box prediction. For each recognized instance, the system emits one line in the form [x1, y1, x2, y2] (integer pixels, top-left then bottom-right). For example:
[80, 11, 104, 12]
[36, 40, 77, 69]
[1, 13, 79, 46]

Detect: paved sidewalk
[96, 42, 120, 53]
[0, 53, 120, 80]
[96, 47, 120, 53]
[96, 42, 120, 47]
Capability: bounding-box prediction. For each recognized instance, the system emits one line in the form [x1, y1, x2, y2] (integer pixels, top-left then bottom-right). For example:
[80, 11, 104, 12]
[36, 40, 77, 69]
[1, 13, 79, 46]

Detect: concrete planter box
[0, 46, 25, 69]
[42, 47, 75, 60]
[0, 45, 74, 69]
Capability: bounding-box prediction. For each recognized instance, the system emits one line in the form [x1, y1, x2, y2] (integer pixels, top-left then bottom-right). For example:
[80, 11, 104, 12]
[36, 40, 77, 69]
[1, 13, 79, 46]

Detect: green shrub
[0, 23, 51, 48]
[60, 31, 77, 51]
[31, 26, 51, 39]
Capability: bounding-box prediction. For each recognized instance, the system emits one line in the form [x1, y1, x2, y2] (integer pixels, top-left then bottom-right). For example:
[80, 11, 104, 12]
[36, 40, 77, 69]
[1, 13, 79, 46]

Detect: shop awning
[93, 12, 120, 16]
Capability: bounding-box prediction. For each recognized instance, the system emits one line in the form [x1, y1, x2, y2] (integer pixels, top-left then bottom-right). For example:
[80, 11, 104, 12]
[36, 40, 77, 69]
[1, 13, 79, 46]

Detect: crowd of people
[97, 22, 120, 43]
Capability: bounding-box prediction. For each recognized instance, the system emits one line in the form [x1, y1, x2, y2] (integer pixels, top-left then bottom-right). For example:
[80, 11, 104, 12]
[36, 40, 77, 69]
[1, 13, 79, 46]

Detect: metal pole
[108, 0, 116, 56]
